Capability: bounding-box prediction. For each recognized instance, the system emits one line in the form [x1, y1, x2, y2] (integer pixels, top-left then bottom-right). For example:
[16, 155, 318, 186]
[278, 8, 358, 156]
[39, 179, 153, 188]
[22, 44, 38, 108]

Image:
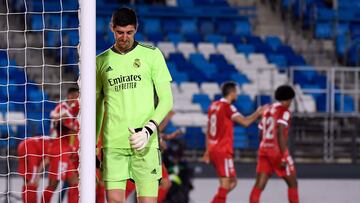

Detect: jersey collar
[111, 41, 138, 55]
[220, 98, 230, 103]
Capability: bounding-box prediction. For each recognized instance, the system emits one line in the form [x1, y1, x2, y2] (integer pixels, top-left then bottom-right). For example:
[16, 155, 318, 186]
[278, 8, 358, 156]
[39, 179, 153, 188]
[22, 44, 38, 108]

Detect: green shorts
[101, 147, 162, 197]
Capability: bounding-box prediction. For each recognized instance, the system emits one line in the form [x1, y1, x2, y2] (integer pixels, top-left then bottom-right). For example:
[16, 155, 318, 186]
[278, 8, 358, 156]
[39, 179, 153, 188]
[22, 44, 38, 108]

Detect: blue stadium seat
[236, 44, 255, 56]
[8, 85, 26, 102]
[335, 23, 349, 35]
[9, 67, 26, 84]
[216, 20, 234, 35]
[265, 36, 282, 51]
[63, 30, 79, 46]
[227, 34, 245, 44]
[184, 33, 203, 44]
[180, 20, 198, 34]
[192, 93, 211, 112]
[163, 19, 179, 34]
[135, 32, 145, 42]
[205, 34, 224, 45]
[185, 127, 205, 149]
[199, 20, 215, 35]
[336, 34, 347, 58]
[336, 94, 355, 112]
[234, 21, 251, 35]
[43, 1, 61, 12]
[46, 31, 60, 47]
[235, 95, 254, 116]
[315, 23, 333, 39]
[167, 33, 184, 45]
[172, 72, 189, 84]
[230, 73, 250, 85]
[62, 0, 79, 10]
[45, 13, 61, 29]
[255, 95, 272, 107]
[267, 54, 287, 68]
[30, 14, 43, 30]
[143, 19, 161, 34]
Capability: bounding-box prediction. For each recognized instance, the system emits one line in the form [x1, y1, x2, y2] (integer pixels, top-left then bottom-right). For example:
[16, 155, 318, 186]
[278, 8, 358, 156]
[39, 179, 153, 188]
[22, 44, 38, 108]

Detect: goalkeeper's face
[112, 24, 137, 51]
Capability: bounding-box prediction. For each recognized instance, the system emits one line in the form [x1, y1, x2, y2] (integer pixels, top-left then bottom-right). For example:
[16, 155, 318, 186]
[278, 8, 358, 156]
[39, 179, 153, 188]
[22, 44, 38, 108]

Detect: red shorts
[17, 146, 42, 182]
[47, 143, 78, 181]
[209, 150, 236, 178]
[256, 153, 296, 177]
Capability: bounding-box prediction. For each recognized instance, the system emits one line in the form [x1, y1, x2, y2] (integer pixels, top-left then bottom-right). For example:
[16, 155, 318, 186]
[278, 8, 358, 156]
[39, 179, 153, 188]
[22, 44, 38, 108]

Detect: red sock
[125, 180, 136, 199]
[68, 184, 79, 203]
[96, 183, 105, 203]
[22, 184, 37, 203]
[41, 186, 55, 203]
[288, 188, 299, 203]
[250, 187, 262, 203]
[158, 186, 169, 203]
[211, 187, 228, 203]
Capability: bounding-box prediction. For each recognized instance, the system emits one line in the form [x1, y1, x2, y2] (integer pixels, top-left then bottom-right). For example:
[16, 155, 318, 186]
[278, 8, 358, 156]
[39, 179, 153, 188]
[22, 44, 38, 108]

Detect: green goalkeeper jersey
[96, 41, 173, 149]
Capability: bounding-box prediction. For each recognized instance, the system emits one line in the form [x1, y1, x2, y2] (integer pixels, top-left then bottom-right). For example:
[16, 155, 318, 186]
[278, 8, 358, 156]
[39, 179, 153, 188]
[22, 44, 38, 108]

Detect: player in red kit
[42, 88, 80, 203]
[18, 136, 53, 203]
[249, 85, 299, 203]
[202, 82, 266, 203]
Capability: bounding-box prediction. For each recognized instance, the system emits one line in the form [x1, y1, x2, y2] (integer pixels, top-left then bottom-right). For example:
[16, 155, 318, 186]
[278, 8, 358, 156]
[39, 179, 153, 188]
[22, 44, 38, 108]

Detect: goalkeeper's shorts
[101, 147, 162, 197]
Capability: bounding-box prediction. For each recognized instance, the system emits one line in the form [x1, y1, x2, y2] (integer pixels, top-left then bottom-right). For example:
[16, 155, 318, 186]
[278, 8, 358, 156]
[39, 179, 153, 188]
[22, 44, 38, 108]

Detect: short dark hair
[275, 85, 295, 101]
[221, 81, 237, 97]
[68, 87, 79, 95]
[111, 7, 137, 28]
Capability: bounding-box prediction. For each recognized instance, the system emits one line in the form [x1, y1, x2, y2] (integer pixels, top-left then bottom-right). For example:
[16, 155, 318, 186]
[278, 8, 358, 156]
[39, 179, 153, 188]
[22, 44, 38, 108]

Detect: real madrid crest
[133, 58, 141, 68]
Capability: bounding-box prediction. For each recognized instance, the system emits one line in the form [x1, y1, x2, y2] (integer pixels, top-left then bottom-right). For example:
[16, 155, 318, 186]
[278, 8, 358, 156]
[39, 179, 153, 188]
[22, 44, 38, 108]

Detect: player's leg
[66, 171, 79, 203]
[106, 188, 126, 203]
[283, 174, 299, 203]
[96, 169, 106, 203]
[102, 148, 132, 203]
[250, 155, 272, 203]
[250, 173, 270, 203]
[211, 176, 237, 203]
[42, 178, 59, 203]
[18, 147, 38, 203]
[210, 151, 236, 203]
[132, 148, 162, 203]
[275, 155, 299, 203]
[23, 179, 38, 203]
[158, 164, 171, 203]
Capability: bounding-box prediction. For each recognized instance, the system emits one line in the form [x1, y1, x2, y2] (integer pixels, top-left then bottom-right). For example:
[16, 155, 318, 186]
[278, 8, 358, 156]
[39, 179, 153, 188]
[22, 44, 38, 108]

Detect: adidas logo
[106, 66, 113, 72]
[151, 169, 157, 175]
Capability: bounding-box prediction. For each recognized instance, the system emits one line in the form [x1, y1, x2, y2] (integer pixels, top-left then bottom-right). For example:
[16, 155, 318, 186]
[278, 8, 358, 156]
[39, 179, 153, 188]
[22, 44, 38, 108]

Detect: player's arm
[96, 60, 105, 144]
[129, 48, 173, 150]
[151, 48, 174, 125]
[159, 110, 175, 132]
[232, 106, 265, 127]
[277, 124, 287, 154]
[277, 110, 291, 166]
[202, 134, 210, 164]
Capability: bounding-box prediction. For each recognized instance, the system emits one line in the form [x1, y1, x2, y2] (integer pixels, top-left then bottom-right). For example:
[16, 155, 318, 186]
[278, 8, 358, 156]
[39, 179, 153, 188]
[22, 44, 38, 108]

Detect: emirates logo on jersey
[133, 58, 141, 68]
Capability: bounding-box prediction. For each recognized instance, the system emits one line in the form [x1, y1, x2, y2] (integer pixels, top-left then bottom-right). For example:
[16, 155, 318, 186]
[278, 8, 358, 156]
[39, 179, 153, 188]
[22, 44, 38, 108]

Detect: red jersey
[207, 98, 241, 155]
[50, 101, 79, 146]
[258, 103, 291, 156]
[18, 136, 53, 156]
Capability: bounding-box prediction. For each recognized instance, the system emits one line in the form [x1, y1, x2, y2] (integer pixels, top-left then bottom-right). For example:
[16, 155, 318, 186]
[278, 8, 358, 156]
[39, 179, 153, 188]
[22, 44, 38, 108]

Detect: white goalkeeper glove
[129, 120, 157, 151]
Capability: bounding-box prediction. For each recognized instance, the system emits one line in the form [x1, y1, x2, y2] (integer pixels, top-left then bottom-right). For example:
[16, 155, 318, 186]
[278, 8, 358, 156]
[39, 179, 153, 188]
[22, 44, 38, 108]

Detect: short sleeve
[226, 104, 241, 120]
[151, 48, 172, 84]
[277, 110, 291, 126]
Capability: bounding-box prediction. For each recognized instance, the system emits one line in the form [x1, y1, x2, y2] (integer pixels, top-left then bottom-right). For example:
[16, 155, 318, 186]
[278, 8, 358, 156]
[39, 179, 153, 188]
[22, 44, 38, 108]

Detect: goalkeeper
[96, 7, 173, 203]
